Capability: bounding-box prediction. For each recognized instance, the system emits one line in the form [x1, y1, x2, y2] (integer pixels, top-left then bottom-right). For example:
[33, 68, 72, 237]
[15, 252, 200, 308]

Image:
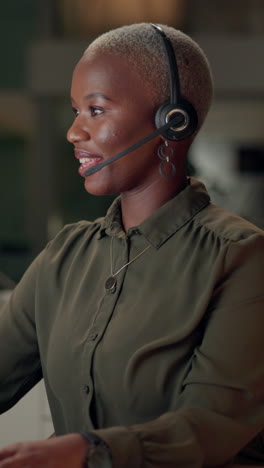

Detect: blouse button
[89, 332, 98, 341]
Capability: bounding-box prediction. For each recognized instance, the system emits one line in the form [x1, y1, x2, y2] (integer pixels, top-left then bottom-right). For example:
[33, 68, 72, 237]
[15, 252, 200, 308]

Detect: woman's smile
[74, 148, 103, 177]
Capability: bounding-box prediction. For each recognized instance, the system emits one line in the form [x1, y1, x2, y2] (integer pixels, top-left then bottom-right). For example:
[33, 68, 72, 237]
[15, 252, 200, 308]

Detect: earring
[157, 140, 176, 179]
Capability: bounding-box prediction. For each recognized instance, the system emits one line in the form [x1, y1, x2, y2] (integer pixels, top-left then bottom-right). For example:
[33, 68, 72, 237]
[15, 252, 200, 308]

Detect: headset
[152, 23, 198, 141]
[84, 23, 198, 176]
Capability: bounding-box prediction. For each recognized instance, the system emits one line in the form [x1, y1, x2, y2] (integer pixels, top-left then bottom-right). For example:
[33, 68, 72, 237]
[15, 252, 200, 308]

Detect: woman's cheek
[97, 126, 123, 153]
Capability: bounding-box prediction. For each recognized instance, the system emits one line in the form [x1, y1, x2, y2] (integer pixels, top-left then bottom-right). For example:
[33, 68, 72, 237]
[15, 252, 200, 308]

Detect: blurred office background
[0, 0, 263, 446]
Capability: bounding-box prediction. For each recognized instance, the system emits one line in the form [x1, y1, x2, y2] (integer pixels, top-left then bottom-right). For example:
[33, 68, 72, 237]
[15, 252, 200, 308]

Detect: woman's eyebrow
[70, 92, 114, 105]
[84, 92, 113, 101]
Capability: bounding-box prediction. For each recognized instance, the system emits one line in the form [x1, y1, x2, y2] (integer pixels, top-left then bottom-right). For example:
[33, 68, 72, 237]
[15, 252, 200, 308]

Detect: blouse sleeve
[90, 233, 264, 468]
[0, 251, 44, 413]
[0, 221, 90, 413]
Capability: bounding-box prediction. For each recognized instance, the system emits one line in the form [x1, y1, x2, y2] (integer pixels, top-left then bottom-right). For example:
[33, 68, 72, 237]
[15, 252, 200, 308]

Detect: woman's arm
[0, 434, 89, 468]
[0, 252, 45, 414]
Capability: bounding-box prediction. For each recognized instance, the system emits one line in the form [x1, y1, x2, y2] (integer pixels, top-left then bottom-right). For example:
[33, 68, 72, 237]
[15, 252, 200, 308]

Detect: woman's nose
[67, 118, 90, 144]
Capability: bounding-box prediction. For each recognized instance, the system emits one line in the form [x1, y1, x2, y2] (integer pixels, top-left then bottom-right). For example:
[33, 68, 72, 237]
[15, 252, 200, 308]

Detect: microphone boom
[84, 114, 184, 176]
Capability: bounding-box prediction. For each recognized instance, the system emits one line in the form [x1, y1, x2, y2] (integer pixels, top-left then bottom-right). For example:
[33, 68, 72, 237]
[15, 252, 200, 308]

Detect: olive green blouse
[0, 178, 264, 467]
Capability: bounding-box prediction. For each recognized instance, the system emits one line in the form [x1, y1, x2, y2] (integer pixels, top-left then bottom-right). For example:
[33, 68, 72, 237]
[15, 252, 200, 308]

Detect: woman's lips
[74, 150, 103, 177]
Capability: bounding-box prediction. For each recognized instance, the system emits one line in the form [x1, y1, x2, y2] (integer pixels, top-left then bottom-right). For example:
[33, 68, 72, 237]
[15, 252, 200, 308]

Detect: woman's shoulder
[195, 201, 264, 244]
[44, 216, 104, 256]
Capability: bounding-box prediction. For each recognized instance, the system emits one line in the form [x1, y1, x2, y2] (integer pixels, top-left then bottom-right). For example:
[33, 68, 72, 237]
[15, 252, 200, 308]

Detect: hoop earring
[157, 140, 176, 179]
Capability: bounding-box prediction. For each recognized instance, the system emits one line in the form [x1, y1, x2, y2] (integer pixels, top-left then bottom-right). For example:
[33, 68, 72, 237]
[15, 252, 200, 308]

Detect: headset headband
[151, 23, 180, 106]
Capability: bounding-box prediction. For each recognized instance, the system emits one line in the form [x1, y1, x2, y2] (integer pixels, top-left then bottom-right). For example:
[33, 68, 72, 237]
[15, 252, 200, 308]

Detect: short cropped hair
[85, 23, 214, 133]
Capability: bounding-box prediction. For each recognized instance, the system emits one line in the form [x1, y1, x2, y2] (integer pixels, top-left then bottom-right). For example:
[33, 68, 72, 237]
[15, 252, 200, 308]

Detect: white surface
[0, 380, 53, 447]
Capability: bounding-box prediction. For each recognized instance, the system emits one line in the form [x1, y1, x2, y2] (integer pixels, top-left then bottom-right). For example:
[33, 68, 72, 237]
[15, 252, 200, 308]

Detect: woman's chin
[83, 177, 117, 196]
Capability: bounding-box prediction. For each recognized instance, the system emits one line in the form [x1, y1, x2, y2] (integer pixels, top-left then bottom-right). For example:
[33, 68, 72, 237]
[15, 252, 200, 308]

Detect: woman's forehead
[72, 51, 152, 100]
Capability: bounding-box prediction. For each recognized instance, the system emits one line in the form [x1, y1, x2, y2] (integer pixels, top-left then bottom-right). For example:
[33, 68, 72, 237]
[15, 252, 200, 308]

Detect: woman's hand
[0, 433, 88, 467]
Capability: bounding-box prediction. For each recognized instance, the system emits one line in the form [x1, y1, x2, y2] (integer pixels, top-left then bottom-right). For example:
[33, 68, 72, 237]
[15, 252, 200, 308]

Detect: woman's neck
[120, 175, 188, 232]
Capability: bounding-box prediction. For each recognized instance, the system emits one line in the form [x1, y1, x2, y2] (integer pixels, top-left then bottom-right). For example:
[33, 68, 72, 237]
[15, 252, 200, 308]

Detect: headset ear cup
[155, 100, 198, 141]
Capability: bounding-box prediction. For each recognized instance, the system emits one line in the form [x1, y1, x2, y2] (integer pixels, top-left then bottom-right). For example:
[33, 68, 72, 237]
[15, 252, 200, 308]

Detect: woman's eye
[72, 107, 79, 118]
[71, 106, 103, 118]
[90, 106, 104, 117]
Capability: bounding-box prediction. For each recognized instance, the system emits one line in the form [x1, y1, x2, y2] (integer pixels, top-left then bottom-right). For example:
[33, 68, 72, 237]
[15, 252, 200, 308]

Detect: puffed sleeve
[0, 251, 44, 412]
[90, 233, 264, 468]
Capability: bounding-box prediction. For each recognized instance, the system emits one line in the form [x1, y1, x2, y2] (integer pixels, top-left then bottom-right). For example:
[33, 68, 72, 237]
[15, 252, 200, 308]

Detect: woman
[0, 23, 263, 468]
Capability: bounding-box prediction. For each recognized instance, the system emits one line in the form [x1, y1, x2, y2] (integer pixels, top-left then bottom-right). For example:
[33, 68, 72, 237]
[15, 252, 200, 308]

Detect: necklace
[105, 237, 151, 293]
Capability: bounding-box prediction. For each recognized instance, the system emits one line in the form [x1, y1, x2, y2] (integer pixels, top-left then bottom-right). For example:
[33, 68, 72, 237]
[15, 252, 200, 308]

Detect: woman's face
[67, 51, 161, 196]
